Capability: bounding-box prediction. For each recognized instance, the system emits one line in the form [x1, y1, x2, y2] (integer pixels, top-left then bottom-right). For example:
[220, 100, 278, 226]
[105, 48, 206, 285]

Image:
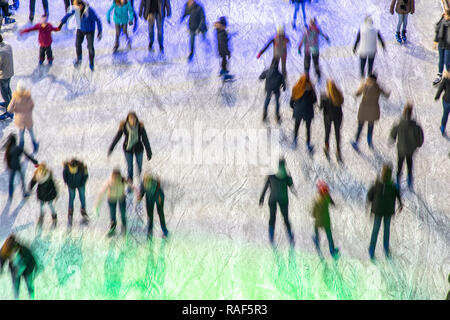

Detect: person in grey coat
[139, 0, 171, 53]
[180, 0, 208, 62]
[0, 34, 14, 120]
[259, 59, 286, 123]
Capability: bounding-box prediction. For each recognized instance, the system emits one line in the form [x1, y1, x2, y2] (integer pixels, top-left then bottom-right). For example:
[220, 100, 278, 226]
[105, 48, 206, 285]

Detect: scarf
[125, 122, 139, 151]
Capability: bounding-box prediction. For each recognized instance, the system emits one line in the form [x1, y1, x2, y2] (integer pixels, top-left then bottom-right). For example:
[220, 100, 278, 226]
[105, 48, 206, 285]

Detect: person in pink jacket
[7, 81, 39, 153]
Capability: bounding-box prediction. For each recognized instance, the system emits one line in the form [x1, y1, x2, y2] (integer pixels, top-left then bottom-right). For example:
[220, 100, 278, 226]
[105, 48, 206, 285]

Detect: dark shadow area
[103, 238, 126, 299]
[53, 234, 83, 287]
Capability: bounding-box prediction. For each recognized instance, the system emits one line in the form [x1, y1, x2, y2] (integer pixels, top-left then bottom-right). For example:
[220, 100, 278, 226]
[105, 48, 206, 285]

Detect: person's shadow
[53, 234, 83, 287]
[103, 238, 126, 299]
[0, 199, 31, 241]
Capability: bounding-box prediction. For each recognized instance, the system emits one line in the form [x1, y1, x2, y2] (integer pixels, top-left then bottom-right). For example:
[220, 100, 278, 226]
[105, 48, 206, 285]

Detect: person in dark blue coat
[259, 59, 286, 123]
[63, 158, 89, 226]
[290, 74, 317, 152]
[139, 0, 171, 53]
[180, 0, 208, 62]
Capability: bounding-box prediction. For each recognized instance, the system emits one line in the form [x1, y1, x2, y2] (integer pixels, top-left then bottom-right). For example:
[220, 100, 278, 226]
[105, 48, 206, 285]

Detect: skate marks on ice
[0, 199, 31, 241]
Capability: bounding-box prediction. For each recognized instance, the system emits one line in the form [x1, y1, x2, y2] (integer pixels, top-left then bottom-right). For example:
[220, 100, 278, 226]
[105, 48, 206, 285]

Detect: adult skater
[259, 59, 286, 123]
[29, 0, 48, 23]
[214, 16, 232, 79]
[390, 0, 415, 44]
[367, 164, 403, 260]
[390, 104, 424, 190]
[351, 73, 390, 151]
[180, 0, 207, 62]
[137, 172, 169, 239]
[257, 25, 290, 79]
[107, 0, 134, 53]
[353, 16, 385, 78]
[108, 112, 152, 184]
[298, 18, 329, 81]
[96, 169, 129, 236]
[291, 0, 310, 29]
[63, 158, 89, 226]
[319, 79, 344, 162]
[6, 81, 39, 152]
[59, 0, 103, 71]
[435, 69, 450, 135]
[0, 34, 14, 120]
[29, 163, 58, 229]
[259, 158, 296, 247]
[0, 235, 37, 300]
[3, 134, 38, 202]
[290, 74, 317, 153]
[139, 0, 172, 53]
[0, 0, 15, 28]
[64, 0, 73, 13]
[433, 9, 450, 86]
[20, 14, 61, 66]
[311, 180, 339, 259]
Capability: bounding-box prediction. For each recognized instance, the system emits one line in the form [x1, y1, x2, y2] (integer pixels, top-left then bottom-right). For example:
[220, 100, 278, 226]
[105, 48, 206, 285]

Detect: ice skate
[89, 63, 94, 72]
[324, 145, 330, 161]
[433, 73, 442, 86]
[81, 208, 90, 224]
[51, 214, 57, 229]
[0, 112, 13, 120]
[73, 59, 81, 68]
[401, 30, 407, 42]
[112, 44, 119, 54]
[4, 17, 15, 25]
[107, 223, 116, 237]
[36, 215, 44, 229]
[395, 32, 402, 44]
[351, 141, 359, 152]
[68, 209, 73, 227]
[306, 142, 314, 154]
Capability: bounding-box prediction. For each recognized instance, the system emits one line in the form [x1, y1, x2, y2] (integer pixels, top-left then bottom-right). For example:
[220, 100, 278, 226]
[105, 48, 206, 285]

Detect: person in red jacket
[20, 14, 61, 66]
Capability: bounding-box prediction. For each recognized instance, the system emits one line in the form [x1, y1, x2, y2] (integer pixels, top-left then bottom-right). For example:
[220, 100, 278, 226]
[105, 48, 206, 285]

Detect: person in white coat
[353, 16, 385, 78]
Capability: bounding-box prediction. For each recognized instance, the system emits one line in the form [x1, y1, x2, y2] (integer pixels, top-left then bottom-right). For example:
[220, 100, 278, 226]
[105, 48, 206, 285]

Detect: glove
[326, 37, 330, 43]
[256, 52, 261, 59]
[129, 20, 133, 26]
[147, 153, 152, 161]
[97, 33, 102, 40]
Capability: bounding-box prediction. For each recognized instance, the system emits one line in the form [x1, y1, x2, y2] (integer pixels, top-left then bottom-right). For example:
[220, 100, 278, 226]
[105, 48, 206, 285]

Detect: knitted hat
[216, 16, 227, 27]
[317, 180, 329, 196]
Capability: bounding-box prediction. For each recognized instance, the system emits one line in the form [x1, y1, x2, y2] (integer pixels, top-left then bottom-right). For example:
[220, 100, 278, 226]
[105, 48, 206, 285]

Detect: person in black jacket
[259, 159, 296, 247]
[63, 158, 89, 226]
[214, 16, 231, 77]
[139, 0, 171, 53]
[259, 59, 286, 123]
[435, 69, 450, 135]
[29, 163, 58, 228]
[290, 74, 317, 152]
[433, 9, 450, 86]
[390, 104, 424, 190]
[180, 0, 208, 62]
[319, 79, 344, 162]
[367, 164, 403, 260]
[108, 111, 152, 184]
[137, 172, 169, 239]
[3, 134, 38, 201]
[0, 235, 37, 299]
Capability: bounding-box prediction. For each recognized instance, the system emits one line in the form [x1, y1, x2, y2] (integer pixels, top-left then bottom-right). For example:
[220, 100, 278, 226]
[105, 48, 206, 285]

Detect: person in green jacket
[312, 180, 339, 259]
[107, 0, 134, 53]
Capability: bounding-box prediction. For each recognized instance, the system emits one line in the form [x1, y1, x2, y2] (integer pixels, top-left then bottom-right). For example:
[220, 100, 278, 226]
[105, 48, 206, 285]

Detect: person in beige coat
[351, 74, 390, 151]
[390, 0, 415, 43]
[7, 81, 39, 153]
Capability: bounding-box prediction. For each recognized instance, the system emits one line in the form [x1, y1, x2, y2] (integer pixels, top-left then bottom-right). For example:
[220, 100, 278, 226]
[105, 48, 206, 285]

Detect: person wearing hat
[0, 34, 14, 119]
[367, 164, 403, 260]
[259, 159, 296, 248]
[390, 0, 415, 44]
[311, 180, 339, 259]
[180, 0, 208, 62]
[139, 0, 172, 53]
[257, 25, 290, 79]
[6, 80, 39, 153]
[29, 0, 48, 23]
[214, 16, 232, 78]
[63, 158, 89, 227]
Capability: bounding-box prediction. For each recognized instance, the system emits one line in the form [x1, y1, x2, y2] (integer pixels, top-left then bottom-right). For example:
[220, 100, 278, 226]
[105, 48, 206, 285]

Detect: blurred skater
[139, 0, 171, 53]
[433, 9, 450, 86]
[180, 0, 208, 62]
[107, 0, 134, 53]
[63, 158, 89, 227]
[435, 70, 450, 136]
[214, 16, 233, 80]
[257, 25, 290, 79]
[291, 0, 310, 29]
[390, 0, 415, 44]
[259, 59, 286, 123]
[0, 35, 14, 120]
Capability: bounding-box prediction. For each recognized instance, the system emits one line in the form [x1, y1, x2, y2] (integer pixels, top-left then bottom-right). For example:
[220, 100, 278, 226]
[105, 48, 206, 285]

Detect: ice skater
[259, 58, 286, 123]
[290, 74, 317, 153]
[214, 16, 233, 80]
[390, 0, 415, 44]
[139, 0, 172, 53]
[20, 14, 61, 67]
[0, 235, 37, 300]
[433, 9, 450, 86]
[180, 0, 208, 62]
[311, 180, 339, 259]
[353, 16, 385, 78]
[435, 69, 450, 135]
[108, 111, 152, 184]
[351, 73, 390, 151]
[259, 158, 296, 248]
[29, 0, 48, 23]
[367, 164, 403, 260]
[0, 35, 14, 121]
[63, 158, 89, 227]
[257, 25, 290, 79]
[107, 0, 134, 53]
[291, 0, 310, 29]
[389, 104, 424, 190]
[0, 0, 16, 28]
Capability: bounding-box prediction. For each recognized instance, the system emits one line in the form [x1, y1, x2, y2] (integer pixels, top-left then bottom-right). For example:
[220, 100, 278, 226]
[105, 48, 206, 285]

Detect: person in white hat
[257, 25, 290, 79]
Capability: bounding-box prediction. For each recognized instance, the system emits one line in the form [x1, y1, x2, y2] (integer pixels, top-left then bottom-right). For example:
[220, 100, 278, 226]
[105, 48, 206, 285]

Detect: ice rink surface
[0, 0, 448, 299]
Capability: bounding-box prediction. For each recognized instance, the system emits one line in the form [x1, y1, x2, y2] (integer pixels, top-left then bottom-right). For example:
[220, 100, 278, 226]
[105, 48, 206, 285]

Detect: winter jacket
[107, 1, 134, 25]
[62, 3, 103, 34]
[7, 91, 34, 130]
[367, 180, 401, 217]
[140, 178, 164, 203]
[139, 0, 171, 20]
[259, 66, 285, 93]
[29, 172, 58, 202]
[216, 28, 230, 57]
[0, 42, 14, 80]
[354, 21, 385, 58]
[109, 121, 152, 158]
[181, 1, 206, 32]
[0, 244, 37, 276]
[6, 145, 37, 171]
[435, 77, 450, 103]
[390, 118, 423, 157]
[260, 174, 293, 205]
[21, 23, 60, 47]
[390, 0, 415, 15]
[355, 80, 389, 122]
[312, 194, 335, 229]
[319, 96, 343, 123]
[259, 35, 289, 61]
[435, 16, 450, 50]
[63, 161, 88, 189]
[291, 89, 317, 121]
[298, 24, 328, 56]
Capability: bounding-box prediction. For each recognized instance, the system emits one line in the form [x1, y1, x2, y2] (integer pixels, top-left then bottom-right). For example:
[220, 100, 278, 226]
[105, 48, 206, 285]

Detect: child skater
[107, 0, 134, 53]
[214, 16, 233, 80]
